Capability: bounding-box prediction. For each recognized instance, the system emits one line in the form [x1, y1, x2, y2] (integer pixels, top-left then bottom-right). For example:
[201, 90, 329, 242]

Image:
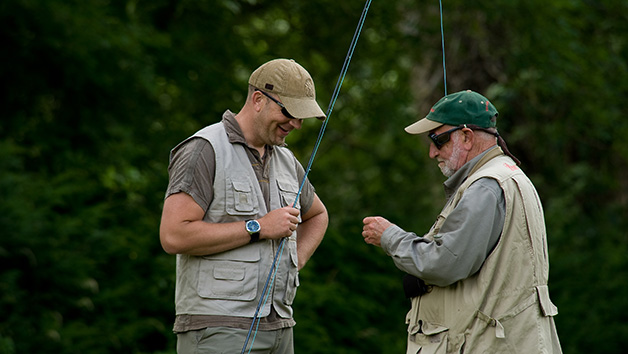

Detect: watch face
[246, 220, 260, 233]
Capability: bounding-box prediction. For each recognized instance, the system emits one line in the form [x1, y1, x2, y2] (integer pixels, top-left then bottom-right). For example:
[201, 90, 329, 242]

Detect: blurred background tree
[1, 0, 626, 353]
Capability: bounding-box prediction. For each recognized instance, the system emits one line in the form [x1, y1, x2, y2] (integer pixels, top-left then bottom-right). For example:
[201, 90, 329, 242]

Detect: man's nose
[289, 119, 303, 130]
[428, 143, 439, 159]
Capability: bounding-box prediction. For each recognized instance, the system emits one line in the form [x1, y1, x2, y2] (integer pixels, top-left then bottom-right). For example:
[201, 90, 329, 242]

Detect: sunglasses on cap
[256, 89, 295, 119]
[428, 125, 466, 149]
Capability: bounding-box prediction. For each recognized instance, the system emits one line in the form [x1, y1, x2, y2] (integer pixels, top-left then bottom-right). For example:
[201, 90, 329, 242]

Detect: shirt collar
[221, 110, 275, 155]
[222, 110, 246, 145]
[443, 146, 498, 199]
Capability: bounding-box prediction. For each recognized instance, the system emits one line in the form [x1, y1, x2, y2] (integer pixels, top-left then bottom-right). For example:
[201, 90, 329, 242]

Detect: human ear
[461, 129, 474, 149]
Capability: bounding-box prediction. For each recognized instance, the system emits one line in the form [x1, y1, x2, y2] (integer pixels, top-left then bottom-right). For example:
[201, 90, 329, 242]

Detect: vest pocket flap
[277, 178, 298, 193]
[536, 285, 558, 316]
[232, 180, 252, 192]
[420, 321, 449, 336]
[289, 241, 298, 267]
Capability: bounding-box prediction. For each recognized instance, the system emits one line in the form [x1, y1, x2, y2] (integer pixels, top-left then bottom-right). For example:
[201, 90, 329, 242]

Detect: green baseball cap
[405, 90, 498, 134]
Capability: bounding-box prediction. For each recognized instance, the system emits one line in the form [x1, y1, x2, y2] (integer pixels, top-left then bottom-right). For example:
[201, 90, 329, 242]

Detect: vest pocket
[536, 285, 558, 316]
[226, 177, 260, 215]
[282, 239, 299, 305]
[407, 321, 449, 354]
[197, 249, 260, 301]
[277, 178, 301, 211]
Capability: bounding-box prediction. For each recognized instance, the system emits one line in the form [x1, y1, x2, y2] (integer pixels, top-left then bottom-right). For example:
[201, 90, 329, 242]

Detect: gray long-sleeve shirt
[381, 147, 506, 287]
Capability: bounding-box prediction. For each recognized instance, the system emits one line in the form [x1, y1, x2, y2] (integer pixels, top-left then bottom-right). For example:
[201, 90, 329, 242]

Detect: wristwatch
[245, 219, 261, 243]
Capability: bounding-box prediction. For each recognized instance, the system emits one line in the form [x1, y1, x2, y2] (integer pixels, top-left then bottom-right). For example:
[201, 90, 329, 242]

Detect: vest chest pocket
[277, 178, 301, 211]
[226, 177, 260, 216]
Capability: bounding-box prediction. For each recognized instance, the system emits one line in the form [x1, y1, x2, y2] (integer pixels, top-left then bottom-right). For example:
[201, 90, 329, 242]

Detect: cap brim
[280, 95, 327, 120]
[404, 117, 443, 135]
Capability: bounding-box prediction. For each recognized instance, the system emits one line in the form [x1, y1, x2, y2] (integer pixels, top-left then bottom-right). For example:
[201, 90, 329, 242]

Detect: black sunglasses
[256, 89, 295, 119]
[428, 125, 465, 149]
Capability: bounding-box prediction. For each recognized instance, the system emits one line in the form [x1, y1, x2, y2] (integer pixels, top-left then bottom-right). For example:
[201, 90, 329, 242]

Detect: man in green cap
[362, 90, 562, 353]
[160, 58, 329, 353]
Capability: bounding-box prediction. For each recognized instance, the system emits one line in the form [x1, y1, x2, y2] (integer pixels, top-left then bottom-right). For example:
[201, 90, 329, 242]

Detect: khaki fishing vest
[406, 148, 561, 354]
[172, 123, 301, 319]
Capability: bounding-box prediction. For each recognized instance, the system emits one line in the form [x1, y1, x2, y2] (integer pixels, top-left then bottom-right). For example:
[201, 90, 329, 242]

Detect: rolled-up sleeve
[381, 178, 505, 287]
[166, 138, 215, 211]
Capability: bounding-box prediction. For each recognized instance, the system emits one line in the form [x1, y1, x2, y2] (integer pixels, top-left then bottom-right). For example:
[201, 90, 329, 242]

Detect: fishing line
[242, 239, 286, 354]
[241, 1, 373, 353]
[296, 0, 373, 203]
[439, 0, 447, 95]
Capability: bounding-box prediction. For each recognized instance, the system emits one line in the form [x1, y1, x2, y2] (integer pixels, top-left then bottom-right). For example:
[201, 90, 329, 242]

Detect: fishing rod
[241, 1, 373, 353]
[439, 0, 447, 96]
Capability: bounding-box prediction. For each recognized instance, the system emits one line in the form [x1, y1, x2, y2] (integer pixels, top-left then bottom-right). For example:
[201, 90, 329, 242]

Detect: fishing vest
[405, 148, 562, 354]
[172, 122, 301, 319]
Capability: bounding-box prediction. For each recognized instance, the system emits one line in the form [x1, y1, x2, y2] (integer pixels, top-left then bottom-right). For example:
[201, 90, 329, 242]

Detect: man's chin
[272, 137, 287, 146]
[439, 166, 455, 178]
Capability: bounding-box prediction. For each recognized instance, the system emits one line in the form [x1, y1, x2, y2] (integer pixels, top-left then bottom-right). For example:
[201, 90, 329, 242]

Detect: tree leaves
[1, 0, 627, 353]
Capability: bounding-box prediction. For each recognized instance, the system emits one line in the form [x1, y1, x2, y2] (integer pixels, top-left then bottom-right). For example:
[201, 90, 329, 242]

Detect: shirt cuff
[381, 224, 408, 255]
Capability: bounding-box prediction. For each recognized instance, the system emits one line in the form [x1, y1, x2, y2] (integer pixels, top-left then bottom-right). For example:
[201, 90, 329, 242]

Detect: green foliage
[1, 0, 627, 353]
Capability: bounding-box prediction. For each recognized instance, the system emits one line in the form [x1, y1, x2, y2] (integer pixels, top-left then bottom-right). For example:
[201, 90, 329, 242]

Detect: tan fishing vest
[406, 148, 561, 354]
[172, 123, 301, 319]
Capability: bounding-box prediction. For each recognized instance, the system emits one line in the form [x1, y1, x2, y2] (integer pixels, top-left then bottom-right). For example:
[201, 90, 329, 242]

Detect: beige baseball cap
[249, 59, 326, 120]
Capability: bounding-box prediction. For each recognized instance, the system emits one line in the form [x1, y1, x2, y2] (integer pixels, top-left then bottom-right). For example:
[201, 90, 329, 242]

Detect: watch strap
[249, 231, 260, 243]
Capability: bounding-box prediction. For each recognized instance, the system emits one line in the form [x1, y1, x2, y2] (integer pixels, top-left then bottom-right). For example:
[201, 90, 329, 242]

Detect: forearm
[160, 217, 251, 256]
[381, 179, 505, 287]
[295, 195, 328, 270]
[381, 225, 455, 286]
[160, 192, 254, 255]
[161, 192, 304, 256]
[296, 213, 328, 269]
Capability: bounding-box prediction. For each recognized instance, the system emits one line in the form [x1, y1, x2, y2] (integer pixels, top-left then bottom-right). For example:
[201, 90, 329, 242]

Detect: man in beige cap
[160, 59, 329, 353]
[362, 90, 562, 353]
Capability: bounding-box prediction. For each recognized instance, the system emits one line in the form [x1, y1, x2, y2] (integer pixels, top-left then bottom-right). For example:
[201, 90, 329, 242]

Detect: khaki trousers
[177, 326, 294, 354]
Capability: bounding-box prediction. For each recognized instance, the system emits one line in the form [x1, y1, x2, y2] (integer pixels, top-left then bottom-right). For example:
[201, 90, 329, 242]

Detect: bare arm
[296, 193, 328, 270]
[159, 192, 301, 256]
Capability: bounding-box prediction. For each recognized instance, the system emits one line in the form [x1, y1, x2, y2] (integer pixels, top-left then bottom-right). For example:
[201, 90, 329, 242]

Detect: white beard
[439, 139, 463, 177]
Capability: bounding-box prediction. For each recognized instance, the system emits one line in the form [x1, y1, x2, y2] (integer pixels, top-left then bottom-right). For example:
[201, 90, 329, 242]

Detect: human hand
[259, 207, 301, 240]
[362, 216, 392, 247]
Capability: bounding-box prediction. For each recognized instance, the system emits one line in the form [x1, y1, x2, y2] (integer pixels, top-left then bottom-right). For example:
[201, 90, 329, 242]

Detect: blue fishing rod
[241, 1, 373, 353]
[439, 0, 447, 96]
